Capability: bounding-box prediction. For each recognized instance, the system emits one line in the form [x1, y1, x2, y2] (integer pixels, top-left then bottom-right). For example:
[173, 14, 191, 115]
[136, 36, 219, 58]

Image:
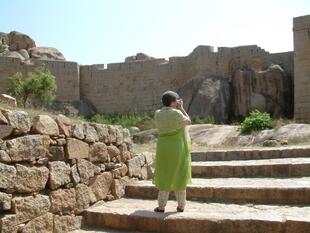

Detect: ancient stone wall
[0, 57, 80, 102]
[293, 15, 310, 122]
[80, 45, 293, 115]
[0, 108, 153, 233]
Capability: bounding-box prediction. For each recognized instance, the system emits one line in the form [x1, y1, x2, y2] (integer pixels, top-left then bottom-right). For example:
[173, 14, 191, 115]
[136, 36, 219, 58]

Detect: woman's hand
[177, 99, 184, 109]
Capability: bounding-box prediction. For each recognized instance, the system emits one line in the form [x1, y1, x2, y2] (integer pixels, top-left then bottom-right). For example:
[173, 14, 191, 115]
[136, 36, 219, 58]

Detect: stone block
[65, 138, 89, 159]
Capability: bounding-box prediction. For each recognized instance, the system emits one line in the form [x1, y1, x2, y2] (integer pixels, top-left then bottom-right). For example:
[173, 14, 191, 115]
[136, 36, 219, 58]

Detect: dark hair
[162, 91, 179, 106]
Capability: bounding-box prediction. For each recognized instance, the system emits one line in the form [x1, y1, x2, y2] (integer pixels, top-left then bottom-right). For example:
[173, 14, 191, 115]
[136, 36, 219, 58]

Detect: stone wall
[0, 57, 80, 102]
[80, 45, 293, 116]
[293, 15, 310, 122]
[0, 108, 153, 233]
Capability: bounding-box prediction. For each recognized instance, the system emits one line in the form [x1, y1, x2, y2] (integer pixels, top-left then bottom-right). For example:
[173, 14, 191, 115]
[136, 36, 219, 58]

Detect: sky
[1, 0, 309, 65]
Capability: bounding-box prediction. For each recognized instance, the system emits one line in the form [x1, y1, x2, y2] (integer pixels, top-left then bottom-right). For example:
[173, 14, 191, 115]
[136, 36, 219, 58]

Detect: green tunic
[153, 107, 192, 191]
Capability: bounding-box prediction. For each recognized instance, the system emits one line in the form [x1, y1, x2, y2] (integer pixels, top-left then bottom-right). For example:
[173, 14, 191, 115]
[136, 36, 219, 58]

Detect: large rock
[71, 123, 85, 140]
[84, 124, 98, 143]
[32, 114, 59, 135]
[14, 164, 49, 193]
[125, 52, 154, 62]
[0, 125, 13, 139]
[1, 50, 25, 60]
[48, 161, 71, 189]
[0, 94, 17, 107]
[232, 64, 291, 118]
[12, 194, 50, 223]
[75, 183, 91, 213]
[272, 124, 310, 144]
[65, 138, 89, 159]
[21, 213, 53, 233]
[50, 188, 76, 214]
[55, 114, 72, 137]
[0, 111, 8, 124]
[53, 215, 82, 233]
[6, 134, 50, 162]
[133, 128, 158, 144]
[188, 124, 239, 146]
[107, 145, 121, 162]
[8, 31, 36, 51]
[89, 142, 109, 162]
[18, 49, 29, 59]
[2, 110, 31, 135]
[92, 123, 109, 143]
[0, 162, 16, 190]
[111, 176, 132, 199]
[89, 172, 113, 203]
[126, 155, 145, 178]
[49, 145, 65, 160]
[0, 215, 18, 233]
[0, 192, 12, 210]
[178, 75, 231, 123]
[28, 46, 65, 61]
[77, 159, 100, 185]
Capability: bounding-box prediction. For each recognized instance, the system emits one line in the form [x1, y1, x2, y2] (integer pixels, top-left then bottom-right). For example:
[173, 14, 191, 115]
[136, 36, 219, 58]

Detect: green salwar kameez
[153, 107, 192, 192]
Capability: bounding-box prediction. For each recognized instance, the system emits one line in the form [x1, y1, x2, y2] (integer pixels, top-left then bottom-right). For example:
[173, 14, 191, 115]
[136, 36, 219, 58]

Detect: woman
[153, 90, 192, 212]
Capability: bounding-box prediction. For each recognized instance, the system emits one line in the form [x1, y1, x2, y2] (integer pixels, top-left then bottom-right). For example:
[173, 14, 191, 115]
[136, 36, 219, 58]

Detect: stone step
[191, 146, 310, 161]
[125, 178, 310, 205]
[191, 157, 310, 177]
[70, 227, 148, 233]
[83, 198, 310, 233]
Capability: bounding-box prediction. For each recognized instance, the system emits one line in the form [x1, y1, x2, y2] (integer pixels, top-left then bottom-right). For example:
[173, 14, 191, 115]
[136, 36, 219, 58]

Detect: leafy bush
[240, 110, 272, 134]
[8, 65, 57, 107]
[192, 116, 215, 124]
[0, 41, 5, 54]
[90, 112, 155, 130]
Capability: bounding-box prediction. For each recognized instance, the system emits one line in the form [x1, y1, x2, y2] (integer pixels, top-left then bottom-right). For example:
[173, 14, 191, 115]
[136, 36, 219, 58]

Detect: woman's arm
[177, 99, 192, 126]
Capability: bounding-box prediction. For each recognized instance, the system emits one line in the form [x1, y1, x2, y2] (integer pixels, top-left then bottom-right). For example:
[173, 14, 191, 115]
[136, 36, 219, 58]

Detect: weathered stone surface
[0, 192, 12, 210]
[48, 161, 71, 189]
[21, 213, 53, 233]
[0, 150, 11, 162]
[111, 163, 128, 178]
[133, 129, 158, 144]
[127, 156, 143, 178]
[0, 124, 13, 139]
[32, 114, 59, 135]
[50, 188, 76, 214]
[12, 194, 50, 223]
[107, 145, 121, 162]
[71, 123, 84, 140]
[92, 123, 109, 143]
[263, 139, 280, 147]
[0, 94, 17, 107]
[89, 172, 113, 203]
[71, 164, 80, 184]
[55, 114, 71, 137]
[84, 124, 98, 143]
[89, 142, 109, 162]
[107, 125, 117, 144]
[178, 75, 231, 123]
[232, 64, 291, 118]
[125, 52, 154, 62]
[29, 46, 65, 61]
[75, 183, 91, 213]
[0, 162, 16, 190]
[128, 126, 140, 136]
[119, 143, 132, 162]
[14, 164, 49, 193]
[49, 145, 65, 160]
[0, 111, 8, 124]
[65, 138, 89, 159]
[111, 176, 131, 199]
[2, 50, 25, 60]
[53, 215, 82, 233]
[6, 134, 50, 162]
[0, 214, 18, 233]
[2, 110, 31, 134]
[18, 49, 29, 59]
[8, 31, 36, 50]
[77, 159, 100, 185]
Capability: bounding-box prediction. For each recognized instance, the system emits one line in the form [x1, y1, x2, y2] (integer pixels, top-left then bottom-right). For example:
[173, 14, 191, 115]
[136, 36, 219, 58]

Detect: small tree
[7, 65, 57, 107]
[0, 41, 5, 54]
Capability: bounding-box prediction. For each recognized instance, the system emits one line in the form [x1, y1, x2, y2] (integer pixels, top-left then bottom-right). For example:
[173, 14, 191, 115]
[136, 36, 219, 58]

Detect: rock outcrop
[125, 52, 155, 62]
[178, 75, 231, 123]
[0, 108, 150, 233]
[29, 47, 65, 61]
[8, 31, 36, 51]
[231, 62, 292, 119]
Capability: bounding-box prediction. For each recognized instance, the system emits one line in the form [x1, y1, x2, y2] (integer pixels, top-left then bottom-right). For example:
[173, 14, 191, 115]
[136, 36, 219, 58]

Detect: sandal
[154, 207, 165, 213]
[177, 207, 184, 212]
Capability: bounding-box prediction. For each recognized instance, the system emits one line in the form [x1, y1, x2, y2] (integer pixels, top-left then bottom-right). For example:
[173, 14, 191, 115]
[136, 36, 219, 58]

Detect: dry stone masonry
[0, 108, 153, 233]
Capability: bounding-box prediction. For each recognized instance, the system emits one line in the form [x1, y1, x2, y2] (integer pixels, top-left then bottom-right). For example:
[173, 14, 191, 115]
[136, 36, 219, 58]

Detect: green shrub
[240, 110, 272, 134]
[90, 112, 155, 130]
[192, 116, 215, 124]
[0, 41, 5, 54]
[7, 65, 57, 107]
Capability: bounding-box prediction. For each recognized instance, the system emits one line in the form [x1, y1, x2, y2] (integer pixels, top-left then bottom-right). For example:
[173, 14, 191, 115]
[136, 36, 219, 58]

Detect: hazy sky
[1, 0, 309, 64]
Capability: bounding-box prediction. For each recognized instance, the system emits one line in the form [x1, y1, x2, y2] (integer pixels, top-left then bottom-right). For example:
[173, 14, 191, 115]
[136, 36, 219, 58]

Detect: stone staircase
[82, 146, 310, 233]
